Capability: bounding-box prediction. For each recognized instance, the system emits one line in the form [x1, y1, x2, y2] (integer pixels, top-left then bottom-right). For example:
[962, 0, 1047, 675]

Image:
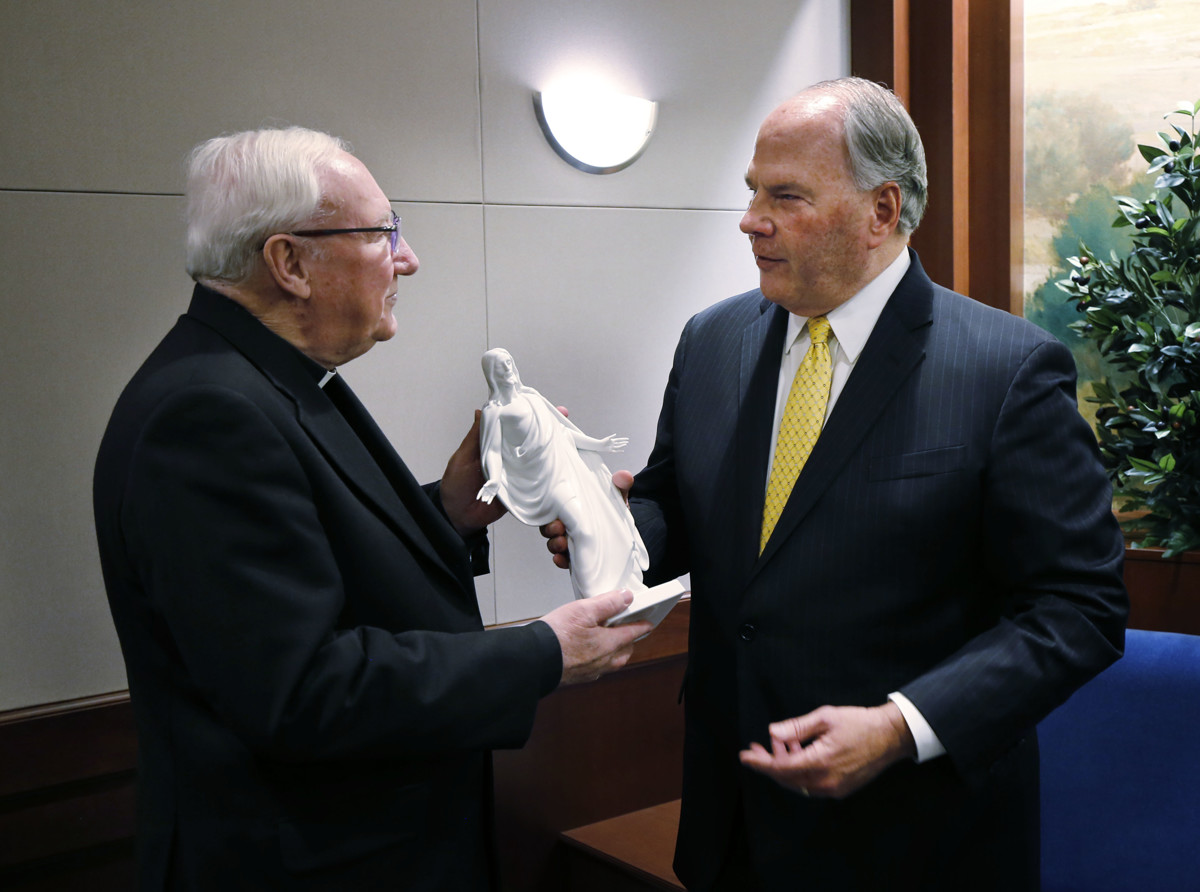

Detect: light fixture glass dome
[534, 87, 657, 175]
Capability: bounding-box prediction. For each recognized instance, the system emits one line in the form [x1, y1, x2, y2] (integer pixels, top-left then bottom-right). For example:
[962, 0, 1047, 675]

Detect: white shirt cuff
[888, 691, 946, 763]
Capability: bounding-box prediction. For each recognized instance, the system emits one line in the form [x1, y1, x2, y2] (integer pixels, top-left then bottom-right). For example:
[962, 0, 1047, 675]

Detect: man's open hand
[739, 703, 916, 799]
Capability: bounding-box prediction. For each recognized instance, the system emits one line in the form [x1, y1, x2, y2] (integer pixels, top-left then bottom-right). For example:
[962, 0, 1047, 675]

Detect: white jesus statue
[476, 347, 650, 601]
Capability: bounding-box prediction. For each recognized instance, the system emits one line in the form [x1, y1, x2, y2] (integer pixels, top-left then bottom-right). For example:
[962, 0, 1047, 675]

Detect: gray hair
[807, 77, 928, 235]
[185, 127, 350, 284]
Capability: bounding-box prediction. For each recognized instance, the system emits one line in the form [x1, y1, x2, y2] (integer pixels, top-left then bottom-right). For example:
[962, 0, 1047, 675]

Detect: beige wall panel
[478, 0, 849, 210]
[0, 191, 191, 709]
[482, 204, 758, 623]
[0, 1, 483, 202]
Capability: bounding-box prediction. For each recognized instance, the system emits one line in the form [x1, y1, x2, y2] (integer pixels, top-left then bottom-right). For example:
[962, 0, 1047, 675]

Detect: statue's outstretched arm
[569, 430, 629, 454]
[476, 406, 504, 504]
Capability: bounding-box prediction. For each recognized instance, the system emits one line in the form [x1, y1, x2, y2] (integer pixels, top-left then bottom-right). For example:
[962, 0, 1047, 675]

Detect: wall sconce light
[534, 86, 657, 175]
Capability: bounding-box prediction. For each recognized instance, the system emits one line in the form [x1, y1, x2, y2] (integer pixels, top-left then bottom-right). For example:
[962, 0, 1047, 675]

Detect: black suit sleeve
[124, 384, 560, 761]
[900, 338, 1127, 777]
[424, 480, 492, 576]
[630, 320, 692, 585]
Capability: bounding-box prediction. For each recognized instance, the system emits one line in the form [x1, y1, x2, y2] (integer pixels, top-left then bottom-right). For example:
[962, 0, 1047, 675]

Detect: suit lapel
[754, 253, 935, 570]
[185, 286, 471, 596]
[315, 375, 476, 593]
[732, 298, 790, 581]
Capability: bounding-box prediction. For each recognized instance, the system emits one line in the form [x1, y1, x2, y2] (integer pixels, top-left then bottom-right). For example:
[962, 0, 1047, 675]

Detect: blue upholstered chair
[1038, 628, 1200, 892]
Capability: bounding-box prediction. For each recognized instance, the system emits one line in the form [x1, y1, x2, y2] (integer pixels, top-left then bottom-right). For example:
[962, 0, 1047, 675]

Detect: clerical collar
[286, 341, 336, 388]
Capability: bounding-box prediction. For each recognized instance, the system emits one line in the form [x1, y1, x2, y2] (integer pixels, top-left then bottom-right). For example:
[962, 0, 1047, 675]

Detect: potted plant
[1059, 99, 1200, 560]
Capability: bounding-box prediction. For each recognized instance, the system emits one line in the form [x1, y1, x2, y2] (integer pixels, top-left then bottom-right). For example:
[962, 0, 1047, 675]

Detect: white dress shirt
[765, 248, 946, 763]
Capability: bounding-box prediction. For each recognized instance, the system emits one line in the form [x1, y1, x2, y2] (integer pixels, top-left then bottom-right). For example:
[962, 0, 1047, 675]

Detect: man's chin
[375, 312, 398, 342]
[759, 283, 789, 307]
[756, 271, 787, 301]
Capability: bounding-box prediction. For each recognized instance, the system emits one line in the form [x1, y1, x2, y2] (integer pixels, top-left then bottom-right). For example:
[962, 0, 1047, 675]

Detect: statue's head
[482, 347, 520, 400]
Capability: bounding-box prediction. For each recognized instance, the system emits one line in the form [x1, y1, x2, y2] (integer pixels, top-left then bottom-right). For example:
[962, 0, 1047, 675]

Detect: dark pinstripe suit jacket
[630, 251, 1128, 891]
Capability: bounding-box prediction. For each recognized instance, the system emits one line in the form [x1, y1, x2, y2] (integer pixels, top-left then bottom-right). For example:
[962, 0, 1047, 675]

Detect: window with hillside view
[1022, 0, 1200, 427]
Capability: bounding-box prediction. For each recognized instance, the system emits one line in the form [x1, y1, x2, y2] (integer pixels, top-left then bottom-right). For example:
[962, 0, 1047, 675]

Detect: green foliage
[1026, 183, 1147, 385]
[1024, 90, 1141, 399]
[1057, 99, 1200, 557]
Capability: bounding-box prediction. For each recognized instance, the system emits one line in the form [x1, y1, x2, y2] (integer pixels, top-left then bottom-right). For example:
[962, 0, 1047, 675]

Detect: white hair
[185, 127, 350, 284]
[807, 77, 928, 235]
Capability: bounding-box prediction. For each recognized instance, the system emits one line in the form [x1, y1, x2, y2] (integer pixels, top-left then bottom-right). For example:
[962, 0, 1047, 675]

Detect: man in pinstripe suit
[550, 78, 1128, 889]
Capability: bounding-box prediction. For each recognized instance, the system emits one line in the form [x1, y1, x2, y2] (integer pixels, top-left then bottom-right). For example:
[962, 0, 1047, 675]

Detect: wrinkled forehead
[758, 91, 845, 148]
[748, 93, 852, 182]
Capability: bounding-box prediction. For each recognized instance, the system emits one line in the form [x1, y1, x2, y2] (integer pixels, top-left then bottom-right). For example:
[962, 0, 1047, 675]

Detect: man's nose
[393, 238, 419, 276]
[740, 203, 771, 237]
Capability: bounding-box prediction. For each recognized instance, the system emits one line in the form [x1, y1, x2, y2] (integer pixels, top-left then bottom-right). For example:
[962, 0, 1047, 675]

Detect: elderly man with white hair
[93, 127, 648, 892]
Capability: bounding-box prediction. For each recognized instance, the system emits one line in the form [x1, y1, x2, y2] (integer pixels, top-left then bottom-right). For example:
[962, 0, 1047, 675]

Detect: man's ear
[867, 182, 903, 246]
[262, 234, 312, 299]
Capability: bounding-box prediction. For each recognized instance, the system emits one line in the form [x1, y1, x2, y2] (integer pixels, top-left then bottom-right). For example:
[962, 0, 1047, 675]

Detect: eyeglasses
[291, 210, 401, 254]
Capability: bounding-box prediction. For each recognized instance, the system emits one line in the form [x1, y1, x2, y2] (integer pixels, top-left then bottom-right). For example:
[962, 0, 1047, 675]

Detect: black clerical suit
[94, 285, 562, 891]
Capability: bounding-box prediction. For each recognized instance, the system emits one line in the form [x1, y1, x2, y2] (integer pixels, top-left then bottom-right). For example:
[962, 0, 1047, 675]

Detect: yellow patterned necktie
[760, 315, 832, 553]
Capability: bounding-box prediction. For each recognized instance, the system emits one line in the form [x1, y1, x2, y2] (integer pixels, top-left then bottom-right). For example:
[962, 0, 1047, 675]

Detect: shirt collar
[783, 248, 911, 363]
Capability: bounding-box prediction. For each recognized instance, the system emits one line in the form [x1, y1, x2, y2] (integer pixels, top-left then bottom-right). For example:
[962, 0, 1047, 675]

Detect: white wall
[0, 0, 848, 711]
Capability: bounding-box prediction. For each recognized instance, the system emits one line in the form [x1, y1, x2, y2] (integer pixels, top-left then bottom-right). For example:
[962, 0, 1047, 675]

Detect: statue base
[605, 578, 688, 632]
